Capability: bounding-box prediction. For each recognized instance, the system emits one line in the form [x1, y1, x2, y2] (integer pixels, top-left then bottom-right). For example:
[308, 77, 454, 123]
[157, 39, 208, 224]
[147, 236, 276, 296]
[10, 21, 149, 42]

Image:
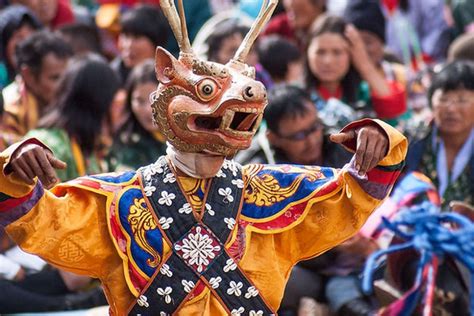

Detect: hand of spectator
[345, 24, 372, 73]
[330, 125, 388, 176]
[9, 143, 67, 189]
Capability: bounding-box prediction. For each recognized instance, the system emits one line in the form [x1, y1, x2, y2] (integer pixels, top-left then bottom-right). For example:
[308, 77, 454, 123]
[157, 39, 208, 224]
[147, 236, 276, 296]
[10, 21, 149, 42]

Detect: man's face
[432, 88, 474, 136]
[23, 53, 69, 107]
[118, 33, 155, 68]
[283, 0, 323, 32]
[359, 30, 384, 65]
[268, 101, 324, 164]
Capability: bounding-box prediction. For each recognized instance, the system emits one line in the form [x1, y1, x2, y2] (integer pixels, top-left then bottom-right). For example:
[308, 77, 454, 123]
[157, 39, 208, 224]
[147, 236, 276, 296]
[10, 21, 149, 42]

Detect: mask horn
[160, 0, 193, 55]
[232, 0, 277, 64]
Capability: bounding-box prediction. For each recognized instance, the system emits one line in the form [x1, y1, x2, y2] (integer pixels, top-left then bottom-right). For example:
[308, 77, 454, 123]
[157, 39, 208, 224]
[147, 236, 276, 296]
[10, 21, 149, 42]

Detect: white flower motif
[156, 156, 167, 166]
[182, 280, 195, 293]
[231, 307, 245, 316]
[205, 203, 215, 216]
[227, 281, 243, 296]
[157, 286, 173, 304]
[224, 218, 236, 230]
[216, 169, 226, 178]
[143, 162, 164, 181]
[250, 310, 264, 316]
[209, 276, 222, 289]
[218, 187, 234, 203]
[144, 185, 156, 197]
[163, 173, 176, 183]
[244, 286, 259, 299]
[136, 295, 149, 308]
[160, 264, 173, 277]
[158, 191, 175, 206]
[178, 203, 193, 215]
[174, 227, 221, 272]
[223, 258, 237, 272]
[160, 313, 168, 316]
[231, 179, 244, 189]
[158, 217, 174, 229]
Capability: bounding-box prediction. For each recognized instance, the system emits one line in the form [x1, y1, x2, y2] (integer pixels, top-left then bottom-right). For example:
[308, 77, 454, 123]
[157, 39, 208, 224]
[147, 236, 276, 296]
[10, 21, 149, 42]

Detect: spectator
[236, 84, 351, 167]
[57, 22, 102, 56]
[257, 35, 303, 85]
[263, 0, 326, 49]
[383, 0, 450, 66]
[0, 4, 42, 88]
[305, 15, 406, 132]
[447, 32, 474, 62]
[25, 53, 120, 181]
[10, 0, 75, 29]
[405, 61, 474, 209]
[1, 30, 72, 137]
[0, 92, 18, 150]
[111, 4, 169, 85]
[344, 0, 408, 127]
[110, 59, 167, 170]
[449, 0, 474, 35]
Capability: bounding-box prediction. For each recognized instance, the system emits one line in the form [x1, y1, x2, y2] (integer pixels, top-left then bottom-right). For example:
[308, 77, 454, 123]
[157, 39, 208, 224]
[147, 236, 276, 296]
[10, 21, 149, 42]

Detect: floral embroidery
[218, 187, 234, 203]
[158, 217, 173, 230]
[227, 281, 243, 296]
[144, 185, 156, 197]
[205, 203, 215, 216]
[216, 169, 227, 178]
[182, 280, 195, 293]
[174, 226, 221, 273]
[245, 286, 259, 299]
[223, 258, 237, 272]
[158, 191, 176, 206]
[224, 217, 236, 230]
[160, 264, 173, 277]
[209, 276, 222, 289]
[250, 311, 264, 316]
[231, 307, 245, 316]
[156, 287, 173, 304]
[136, 295, 149, 308]
[163, 173, 176, 184]
[178, 203, 193, 215]
[232, 179, 244, 189]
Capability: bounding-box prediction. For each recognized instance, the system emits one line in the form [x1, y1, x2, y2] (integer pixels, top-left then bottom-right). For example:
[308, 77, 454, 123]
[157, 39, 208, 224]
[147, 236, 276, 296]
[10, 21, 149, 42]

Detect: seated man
[0, 1, 407, 314]
[235, 84, 352, 168]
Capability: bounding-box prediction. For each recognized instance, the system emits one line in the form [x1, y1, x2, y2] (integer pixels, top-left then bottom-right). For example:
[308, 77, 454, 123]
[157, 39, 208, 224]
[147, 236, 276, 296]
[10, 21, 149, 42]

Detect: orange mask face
[153, 0, 277, 157]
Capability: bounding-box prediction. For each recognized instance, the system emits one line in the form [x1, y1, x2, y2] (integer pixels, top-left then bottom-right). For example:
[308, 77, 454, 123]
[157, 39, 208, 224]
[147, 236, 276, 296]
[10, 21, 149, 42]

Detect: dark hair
[15, 30, 72, 76]
[0, 90, 4, 116]
[205, 19, 249, 62]
[120, 4, 169, 47]
[57, 23, 102, 55]
[428, 61, 474, 106]
[0, 5, 42, 81]
[39, 54, 120, 154]
[118, 59, 157, 142]
[258, 35, 301, 81]
[304, 15, 360, 104]
[264, 85, 313, 133]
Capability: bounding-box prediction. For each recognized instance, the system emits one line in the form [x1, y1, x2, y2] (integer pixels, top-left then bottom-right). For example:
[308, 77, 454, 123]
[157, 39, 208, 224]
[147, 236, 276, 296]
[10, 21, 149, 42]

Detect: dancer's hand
[330, 125, 389, 176]
[9, 143, 67, 188]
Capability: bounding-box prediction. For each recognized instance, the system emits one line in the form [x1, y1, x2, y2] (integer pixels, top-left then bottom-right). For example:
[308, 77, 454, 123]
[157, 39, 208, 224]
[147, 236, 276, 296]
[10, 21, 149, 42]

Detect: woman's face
[307, 33, 351, 85]
[432, 88, 474, 136]
[131, 81, 158, 133]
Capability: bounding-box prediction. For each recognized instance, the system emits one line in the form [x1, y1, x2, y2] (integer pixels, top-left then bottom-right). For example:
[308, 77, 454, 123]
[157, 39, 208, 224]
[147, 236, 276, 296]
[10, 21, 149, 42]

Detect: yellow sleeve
[0, 140, 118, 279]
[281, 118, 407, 263]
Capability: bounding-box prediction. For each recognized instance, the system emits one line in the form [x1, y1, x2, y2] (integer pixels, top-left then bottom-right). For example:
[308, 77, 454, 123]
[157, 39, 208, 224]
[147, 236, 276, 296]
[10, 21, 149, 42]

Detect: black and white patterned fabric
[129, 157, 275, 315]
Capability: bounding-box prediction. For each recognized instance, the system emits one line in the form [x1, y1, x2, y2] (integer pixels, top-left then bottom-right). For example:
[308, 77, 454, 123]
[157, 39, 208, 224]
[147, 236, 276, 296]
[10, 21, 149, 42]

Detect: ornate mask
[153, 0, 277, 157]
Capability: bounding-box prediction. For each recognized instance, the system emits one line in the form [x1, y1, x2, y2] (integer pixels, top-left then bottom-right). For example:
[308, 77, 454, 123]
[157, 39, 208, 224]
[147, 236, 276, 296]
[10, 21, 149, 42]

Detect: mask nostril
[245, 86, 254, 99]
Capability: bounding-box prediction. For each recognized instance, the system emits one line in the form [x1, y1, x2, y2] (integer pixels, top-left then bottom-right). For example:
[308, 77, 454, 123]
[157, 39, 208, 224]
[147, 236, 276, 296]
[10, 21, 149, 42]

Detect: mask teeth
[220, 109, 234, 130]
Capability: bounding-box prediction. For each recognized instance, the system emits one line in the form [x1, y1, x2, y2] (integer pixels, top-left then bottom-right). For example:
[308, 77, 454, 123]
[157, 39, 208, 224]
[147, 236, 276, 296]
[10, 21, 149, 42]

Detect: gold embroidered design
[58, 234, 86, 263]
[128, 198, 161, 267]
[244, 165, 325, 207]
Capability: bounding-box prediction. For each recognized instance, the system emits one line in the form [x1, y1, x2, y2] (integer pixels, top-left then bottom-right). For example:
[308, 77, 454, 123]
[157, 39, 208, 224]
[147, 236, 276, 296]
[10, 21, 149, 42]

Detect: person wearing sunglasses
[236, 84, 352, 167]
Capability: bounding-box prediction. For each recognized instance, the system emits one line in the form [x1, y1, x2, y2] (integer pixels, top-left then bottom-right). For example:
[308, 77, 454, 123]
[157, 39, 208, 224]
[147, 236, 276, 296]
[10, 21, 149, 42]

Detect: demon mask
[152, 0, 277, 158]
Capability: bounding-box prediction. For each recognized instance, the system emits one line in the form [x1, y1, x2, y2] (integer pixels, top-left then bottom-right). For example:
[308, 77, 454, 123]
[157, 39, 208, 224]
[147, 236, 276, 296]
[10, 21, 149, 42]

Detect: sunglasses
[278, 121, 324, 141]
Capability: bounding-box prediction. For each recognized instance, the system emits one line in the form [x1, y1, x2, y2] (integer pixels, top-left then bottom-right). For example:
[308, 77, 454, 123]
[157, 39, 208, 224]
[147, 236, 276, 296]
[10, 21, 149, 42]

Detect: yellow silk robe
[0, 120, 407, 315]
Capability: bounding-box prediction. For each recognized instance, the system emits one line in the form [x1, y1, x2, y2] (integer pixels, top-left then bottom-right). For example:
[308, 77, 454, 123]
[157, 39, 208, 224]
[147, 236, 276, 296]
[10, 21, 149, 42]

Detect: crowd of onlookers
[0, 0, 472, 315]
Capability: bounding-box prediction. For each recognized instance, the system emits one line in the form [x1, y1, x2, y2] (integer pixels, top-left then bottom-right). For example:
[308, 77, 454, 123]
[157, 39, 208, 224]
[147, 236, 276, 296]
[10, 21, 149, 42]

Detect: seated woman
[405, 60, 474, 210]
[109, 59, 167, 170]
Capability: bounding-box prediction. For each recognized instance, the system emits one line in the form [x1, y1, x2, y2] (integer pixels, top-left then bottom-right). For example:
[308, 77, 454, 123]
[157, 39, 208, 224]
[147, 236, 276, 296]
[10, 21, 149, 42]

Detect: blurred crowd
[0, 0, 472, 315]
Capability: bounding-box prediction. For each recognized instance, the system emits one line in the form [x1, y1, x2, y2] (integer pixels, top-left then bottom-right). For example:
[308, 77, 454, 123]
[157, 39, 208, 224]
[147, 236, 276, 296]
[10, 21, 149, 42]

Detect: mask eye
[196, 79, 219, 101]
